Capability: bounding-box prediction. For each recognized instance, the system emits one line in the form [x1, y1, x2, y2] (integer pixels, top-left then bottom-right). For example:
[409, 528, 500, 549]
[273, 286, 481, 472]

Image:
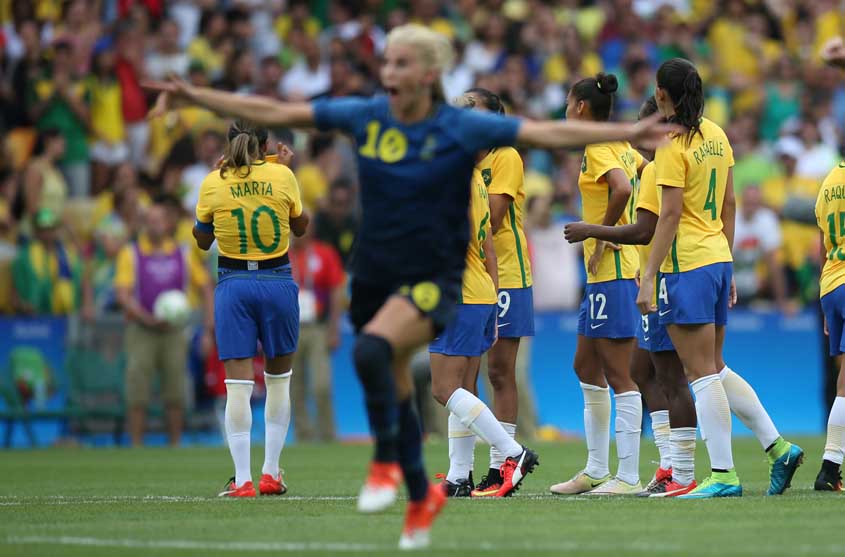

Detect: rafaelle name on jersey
[230, 181, 274, 199]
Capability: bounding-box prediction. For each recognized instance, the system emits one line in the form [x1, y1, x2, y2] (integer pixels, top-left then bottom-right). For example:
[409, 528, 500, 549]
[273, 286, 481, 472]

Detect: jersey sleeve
[311, 96, 374, 136]
[636, 163, 660, 216]
[456, 110, 521, 153]
[288, 169, 304, 218]
[654, 141, 687, 188]
[488, 148, 523, 198]
[195, 174, 215, 232]
[725, 139, 735, 167]
[113, 245, 136, 289]
[585, 144, 621, 183]
[634, 148, 645, 171]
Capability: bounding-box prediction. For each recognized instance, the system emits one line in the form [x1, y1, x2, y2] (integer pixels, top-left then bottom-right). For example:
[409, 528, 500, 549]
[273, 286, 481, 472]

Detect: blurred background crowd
[1, 0, 843, 445]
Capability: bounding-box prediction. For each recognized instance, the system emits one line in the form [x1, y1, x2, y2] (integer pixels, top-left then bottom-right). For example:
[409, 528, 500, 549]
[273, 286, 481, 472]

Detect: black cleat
[814, 460, 843, 491]
[436, 471, 474, 497]
[471, 468, 503, 497]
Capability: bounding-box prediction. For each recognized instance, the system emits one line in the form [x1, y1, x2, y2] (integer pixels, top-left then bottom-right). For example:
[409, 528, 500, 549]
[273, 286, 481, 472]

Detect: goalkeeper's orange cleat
[357, 461, 402, 513]
[259, 472, 288, 495]
[398, 484, 447, 550]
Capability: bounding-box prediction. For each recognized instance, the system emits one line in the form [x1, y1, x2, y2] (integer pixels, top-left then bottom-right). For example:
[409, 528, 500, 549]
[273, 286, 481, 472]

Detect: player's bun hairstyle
[385, 24, 454, 104]
[220, 120, 269, 179]
[657, 58, 703, 144]
[571, 72, 618, 121]
[462, 88, 506, 114]
[639, 96, 659, 120]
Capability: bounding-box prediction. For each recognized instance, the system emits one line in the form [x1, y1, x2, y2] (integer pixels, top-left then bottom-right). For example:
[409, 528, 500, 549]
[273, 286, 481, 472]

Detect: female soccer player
[813, 161, 845, 491]
[429, 104, 534, 498]
[549, 73, 646, 497]
[146, 24, 673, 549]
[193, 121, 308, 498]
[454, 88, 535, 498]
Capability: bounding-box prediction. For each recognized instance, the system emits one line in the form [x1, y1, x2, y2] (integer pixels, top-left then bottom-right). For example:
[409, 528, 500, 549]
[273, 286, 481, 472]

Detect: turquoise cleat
[767, 443, 804, 496]
[678, 472, 742, 499]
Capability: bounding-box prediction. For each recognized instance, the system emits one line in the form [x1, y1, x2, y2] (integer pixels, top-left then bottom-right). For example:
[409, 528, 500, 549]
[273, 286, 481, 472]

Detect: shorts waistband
[218, 253, 289, 270]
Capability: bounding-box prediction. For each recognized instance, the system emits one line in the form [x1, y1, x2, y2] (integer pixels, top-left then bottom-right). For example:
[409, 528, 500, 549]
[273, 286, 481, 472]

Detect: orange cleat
[218, 477, 257, 497]
[650, 479, 697, 498]
[496, 447, 540, 497]
[259, 472, 288, 495]
[357, 461, 402, 513]
[398, 484, 447, 550]
[470, 470, 502, 498]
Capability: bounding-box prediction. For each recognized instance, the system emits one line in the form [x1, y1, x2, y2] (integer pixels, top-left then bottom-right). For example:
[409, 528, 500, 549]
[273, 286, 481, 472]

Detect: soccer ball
[153, 290, 192, 327]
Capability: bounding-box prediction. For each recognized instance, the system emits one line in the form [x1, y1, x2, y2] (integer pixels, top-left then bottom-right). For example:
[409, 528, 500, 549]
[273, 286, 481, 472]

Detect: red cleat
[496, 447, 540, 497]
[218, 478, 257, 497]
[398, 484, 447, 550]
[259, 472, 288, 495]
[357, 461, 402, 513]
[650, 479, 697, 498]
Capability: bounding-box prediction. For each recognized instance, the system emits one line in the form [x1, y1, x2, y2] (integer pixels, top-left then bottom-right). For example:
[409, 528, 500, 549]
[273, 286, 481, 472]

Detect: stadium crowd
[1, 0, 844, 438]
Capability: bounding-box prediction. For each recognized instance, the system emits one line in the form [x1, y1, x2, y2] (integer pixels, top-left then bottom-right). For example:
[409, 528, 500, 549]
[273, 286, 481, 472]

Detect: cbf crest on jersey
[481, 168, 492, 187]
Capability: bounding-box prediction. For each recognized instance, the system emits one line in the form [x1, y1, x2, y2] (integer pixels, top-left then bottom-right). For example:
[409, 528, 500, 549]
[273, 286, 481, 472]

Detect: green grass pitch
[0, 436, 842, 556]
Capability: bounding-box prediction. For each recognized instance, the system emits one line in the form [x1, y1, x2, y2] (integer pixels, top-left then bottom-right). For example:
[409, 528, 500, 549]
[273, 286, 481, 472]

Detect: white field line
[4, 535, 845, 555]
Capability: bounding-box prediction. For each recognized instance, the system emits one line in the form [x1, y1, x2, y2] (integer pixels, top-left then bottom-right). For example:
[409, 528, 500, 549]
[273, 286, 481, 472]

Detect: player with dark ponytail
[550, 72, 648, 496]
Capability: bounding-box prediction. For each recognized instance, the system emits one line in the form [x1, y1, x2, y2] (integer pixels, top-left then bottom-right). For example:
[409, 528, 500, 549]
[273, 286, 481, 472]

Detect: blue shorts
[496, 287, 535, 338]
[577, 279, 638, 339]
[215, 265, 299, 360]
[658, 262, 732, 326]
[429, 303, 497, 357]
[637, 312, 675, 352]
[821, 284, 845, 356]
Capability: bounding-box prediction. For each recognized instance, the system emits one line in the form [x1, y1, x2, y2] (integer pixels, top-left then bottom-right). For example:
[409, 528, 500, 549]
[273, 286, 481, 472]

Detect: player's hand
[143, 76, 195, 119]
[276, 142, 294, 166]
[729, 276, 738, 308]
[821, 37, 845, 68]
[563, 221, 589, 243]
[637, 274, 657, 315]
[587, 241, 605, 275]
[824, 315, 829, 337]
[628, 113, 681, 150]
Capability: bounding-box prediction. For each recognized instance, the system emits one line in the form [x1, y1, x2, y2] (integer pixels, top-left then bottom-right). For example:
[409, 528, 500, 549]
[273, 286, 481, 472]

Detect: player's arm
[483, 228, 498, 293]
[565, 208, 657, 246]
[291, 211, 310, 237]
[637, 185, 683, 313]
[488, 194, 512, 235]
[192, 224, 214, 251]
[517, 113, 677, 150]
[145, 78, 314, 127]
[721, 168, 736, 252]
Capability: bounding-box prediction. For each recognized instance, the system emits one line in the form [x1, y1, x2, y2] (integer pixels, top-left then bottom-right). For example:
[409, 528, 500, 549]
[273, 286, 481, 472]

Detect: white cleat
[584, 477, 643, 496]
[398, 530, 430, 551]
[356, 462, 402, 513]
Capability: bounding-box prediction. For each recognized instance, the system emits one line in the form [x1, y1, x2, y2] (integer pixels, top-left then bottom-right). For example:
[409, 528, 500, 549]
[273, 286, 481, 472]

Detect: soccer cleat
[357, 461, 402, 513]
[398, 484, 447, 550]
[638, 467, 672, 497]
[218, 477, 257, 497]
[585, 477, 643, 496]
[649, 479, 697, 498]
[496, 447, 539, 497]
[435, 473, 473, 498]
[814, 460, 843, 492]
[767, 443, 804, 495]
[550, 470, 610, 495]
[470, 469, 502, 498]
[677, 471, 742, 499]
[259, 472, 288, 495]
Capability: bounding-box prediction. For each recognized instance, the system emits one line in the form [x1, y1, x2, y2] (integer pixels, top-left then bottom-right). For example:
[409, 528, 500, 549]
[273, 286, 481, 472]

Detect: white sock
[614, 391, 642, 485]
[691, 374, 734, 471]
[824, 396, 845, 465]
[489, 421, 516, 470]
[669, 427, 696, 486]
[581, 382, 611, 478]
[262, 370, 292, 477]
[225, 379, 254, 487]
[446, 388, 522, 459]
[651, 410, 671, 470]
[447, 413, 476, 483]
[719, 365, 780, 449]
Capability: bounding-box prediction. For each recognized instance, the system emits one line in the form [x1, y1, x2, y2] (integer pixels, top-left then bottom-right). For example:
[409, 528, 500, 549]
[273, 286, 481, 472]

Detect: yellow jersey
[195, 161, 303, 260]
[479, 148, 533, 289]
[462, 167, 497, 305]
[816, 162, 845, 297]
[579, 141, 643, 283]
[654, 118, 734, 274]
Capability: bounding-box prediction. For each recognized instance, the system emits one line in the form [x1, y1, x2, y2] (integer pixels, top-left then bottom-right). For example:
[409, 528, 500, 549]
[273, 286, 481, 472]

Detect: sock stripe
[265, 370, 293, 379]
[225, 379, 256, 385]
